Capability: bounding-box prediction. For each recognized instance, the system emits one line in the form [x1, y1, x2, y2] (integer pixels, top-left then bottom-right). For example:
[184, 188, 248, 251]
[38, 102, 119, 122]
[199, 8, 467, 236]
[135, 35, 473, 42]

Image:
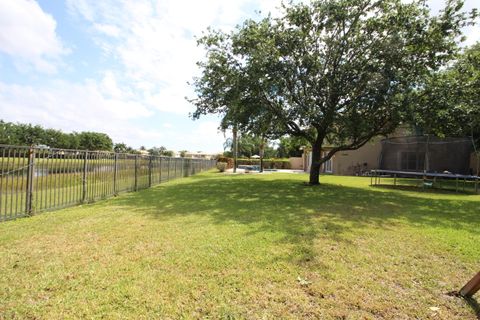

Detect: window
[323, 159, 332, 173]
[321, 151, 333, 173]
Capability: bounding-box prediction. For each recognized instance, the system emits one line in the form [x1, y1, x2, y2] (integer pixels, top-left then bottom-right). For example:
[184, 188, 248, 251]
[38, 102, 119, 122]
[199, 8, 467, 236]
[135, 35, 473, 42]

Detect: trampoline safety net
[379, 136, 473, 175]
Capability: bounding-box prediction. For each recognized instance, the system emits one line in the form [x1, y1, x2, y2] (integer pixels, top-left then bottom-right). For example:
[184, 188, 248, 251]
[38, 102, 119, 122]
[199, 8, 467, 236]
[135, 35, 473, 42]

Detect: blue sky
[0, 0, 478, 152]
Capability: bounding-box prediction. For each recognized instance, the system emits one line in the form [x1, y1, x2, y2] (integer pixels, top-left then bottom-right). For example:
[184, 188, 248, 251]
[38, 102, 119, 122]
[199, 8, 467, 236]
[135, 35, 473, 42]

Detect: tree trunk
[259, 136, 265, 173]
[233, 126, 238, 173]
[309, 139, 322, 185]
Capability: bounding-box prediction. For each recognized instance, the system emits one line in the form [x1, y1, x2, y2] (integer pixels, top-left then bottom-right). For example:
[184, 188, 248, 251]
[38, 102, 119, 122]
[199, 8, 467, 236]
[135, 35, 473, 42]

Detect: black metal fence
[0, 145, 217, 222]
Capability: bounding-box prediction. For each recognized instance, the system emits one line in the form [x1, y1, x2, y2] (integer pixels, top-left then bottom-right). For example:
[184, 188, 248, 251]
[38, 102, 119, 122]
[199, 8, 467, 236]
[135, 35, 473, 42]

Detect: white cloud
[144, 85, 194, 115]
[100, 71, 130, 99]
[65, 0, 281, 118]
[0, 80, 153, 146]
[65, 0, 479, 122]
[93, 23, 121, 38]
[0, 78, 227, 152]
[0, 0, 68, 73]
[173, 120, 227, 153]
[190, 121, 226, 147]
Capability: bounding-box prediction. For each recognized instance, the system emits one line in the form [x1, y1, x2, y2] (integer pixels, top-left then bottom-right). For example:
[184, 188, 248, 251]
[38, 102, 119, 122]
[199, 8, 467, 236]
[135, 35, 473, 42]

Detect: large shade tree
[191, 0, 475, 184]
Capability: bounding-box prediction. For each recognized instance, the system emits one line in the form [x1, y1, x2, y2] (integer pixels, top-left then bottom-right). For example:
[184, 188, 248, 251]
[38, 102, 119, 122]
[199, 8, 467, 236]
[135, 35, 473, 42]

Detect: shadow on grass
[448, 291, 480, 319]
[464, 296, 480, 319]
[112, 174, 479, 265]
[372, 184, 477, 195]
[117, 174, 479, 229]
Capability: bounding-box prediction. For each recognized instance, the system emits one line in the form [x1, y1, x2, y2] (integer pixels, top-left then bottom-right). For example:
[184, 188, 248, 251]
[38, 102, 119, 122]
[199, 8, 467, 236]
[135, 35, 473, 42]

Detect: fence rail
[0, 145, 217, 222]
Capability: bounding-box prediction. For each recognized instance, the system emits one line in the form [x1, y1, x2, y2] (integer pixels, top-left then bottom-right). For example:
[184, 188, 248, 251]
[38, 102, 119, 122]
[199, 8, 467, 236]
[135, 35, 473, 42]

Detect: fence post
[159, 157, 162, 182]
[181, 158, 184, 177]
[25, 147, 35, 215]
[174, 158, 177, 178]
[134, 155, 138, 191]
[167, 158, 170, 181]
[82, 151, 88, 203]
[113, 153, 118, 195]
[148, 156, 152, 187]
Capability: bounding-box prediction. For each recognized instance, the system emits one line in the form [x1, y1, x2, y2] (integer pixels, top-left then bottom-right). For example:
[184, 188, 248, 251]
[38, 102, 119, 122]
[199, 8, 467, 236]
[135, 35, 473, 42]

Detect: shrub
[216, 162, 227, 172]
[217, 156, 234, 169]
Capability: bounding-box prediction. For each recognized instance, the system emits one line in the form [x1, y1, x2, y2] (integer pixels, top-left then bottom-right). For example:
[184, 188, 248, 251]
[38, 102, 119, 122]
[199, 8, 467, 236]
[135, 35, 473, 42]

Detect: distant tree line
[0, 120, 114, 150]
[0, 120, 177, 155]
[146, 146, 175, 157]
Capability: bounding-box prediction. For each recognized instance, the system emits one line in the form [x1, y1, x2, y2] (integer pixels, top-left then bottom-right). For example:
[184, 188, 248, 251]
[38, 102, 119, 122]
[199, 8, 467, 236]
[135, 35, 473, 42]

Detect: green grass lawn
[0, 172, 479, 319]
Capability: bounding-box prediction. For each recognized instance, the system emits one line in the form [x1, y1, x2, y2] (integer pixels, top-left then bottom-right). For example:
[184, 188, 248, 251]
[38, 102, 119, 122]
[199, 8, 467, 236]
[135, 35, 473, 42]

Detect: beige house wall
[331, 138, 382, 175]
[302, 126, 417, 175]
[289, 157, 304, 170]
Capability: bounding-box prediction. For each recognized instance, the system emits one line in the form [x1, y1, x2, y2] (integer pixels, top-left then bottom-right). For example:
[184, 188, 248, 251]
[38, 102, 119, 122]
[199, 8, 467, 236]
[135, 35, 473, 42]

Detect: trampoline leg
[394, 174, 397, 186]
[456, 178, 459, 193]
[460, 271, 480, 298]
[476, 178, 479, 194]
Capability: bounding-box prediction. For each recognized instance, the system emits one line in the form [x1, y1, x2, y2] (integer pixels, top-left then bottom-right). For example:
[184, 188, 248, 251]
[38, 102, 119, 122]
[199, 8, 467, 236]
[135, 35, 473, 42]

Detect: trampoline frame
[370, 169, 480, 193]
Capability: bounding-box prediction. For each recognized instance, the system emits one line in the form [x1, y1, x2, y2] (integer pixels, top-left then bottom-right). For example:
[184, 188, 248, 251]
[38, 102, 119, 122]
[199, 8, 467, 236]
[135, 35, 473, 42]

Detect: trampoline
[371, 135, 480, 193]
[379, 136, 474, 175]
[370, 169, 480, 193]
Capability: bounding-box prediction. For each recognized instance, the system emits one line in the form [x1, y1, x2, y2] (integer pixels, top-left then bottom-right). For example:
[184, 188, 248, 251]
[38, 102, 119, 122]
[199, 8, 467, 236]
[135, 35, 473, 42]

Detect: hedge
[216, 156, 234, 169]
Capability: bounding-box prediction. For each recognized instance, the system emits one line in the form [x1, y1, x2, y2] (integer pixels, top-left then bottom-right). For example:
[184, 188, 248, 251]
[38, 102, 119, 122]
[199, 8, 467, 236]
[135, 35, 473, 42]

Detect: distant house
[137, 149, 149, 156]
[184, 151, 220, 160]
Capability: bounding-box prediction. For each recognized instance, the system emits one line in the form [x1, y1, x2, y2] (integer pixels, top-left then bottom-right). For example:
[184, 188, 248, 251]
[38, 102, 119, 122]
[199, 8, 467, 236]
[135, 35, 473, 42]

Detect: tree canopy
[113, 143, 137, 154]
[148, 146, 175, 157]
[277, 136, 309, 158]
[413, 42, 480, 146]
[190, 0, 476, 184]
[223, 133, 277, 158]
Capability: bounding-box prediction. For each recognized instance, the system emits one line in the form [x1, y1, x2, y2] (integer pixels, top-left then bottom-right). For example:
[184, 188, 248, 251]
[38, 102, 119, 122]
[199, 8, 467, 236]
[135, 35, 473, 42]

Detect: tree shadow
[113, 175, 480, 267]
[372, 184, 477, 195]
[448, 291, 480, 319]
[464, 296, 480, 319]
